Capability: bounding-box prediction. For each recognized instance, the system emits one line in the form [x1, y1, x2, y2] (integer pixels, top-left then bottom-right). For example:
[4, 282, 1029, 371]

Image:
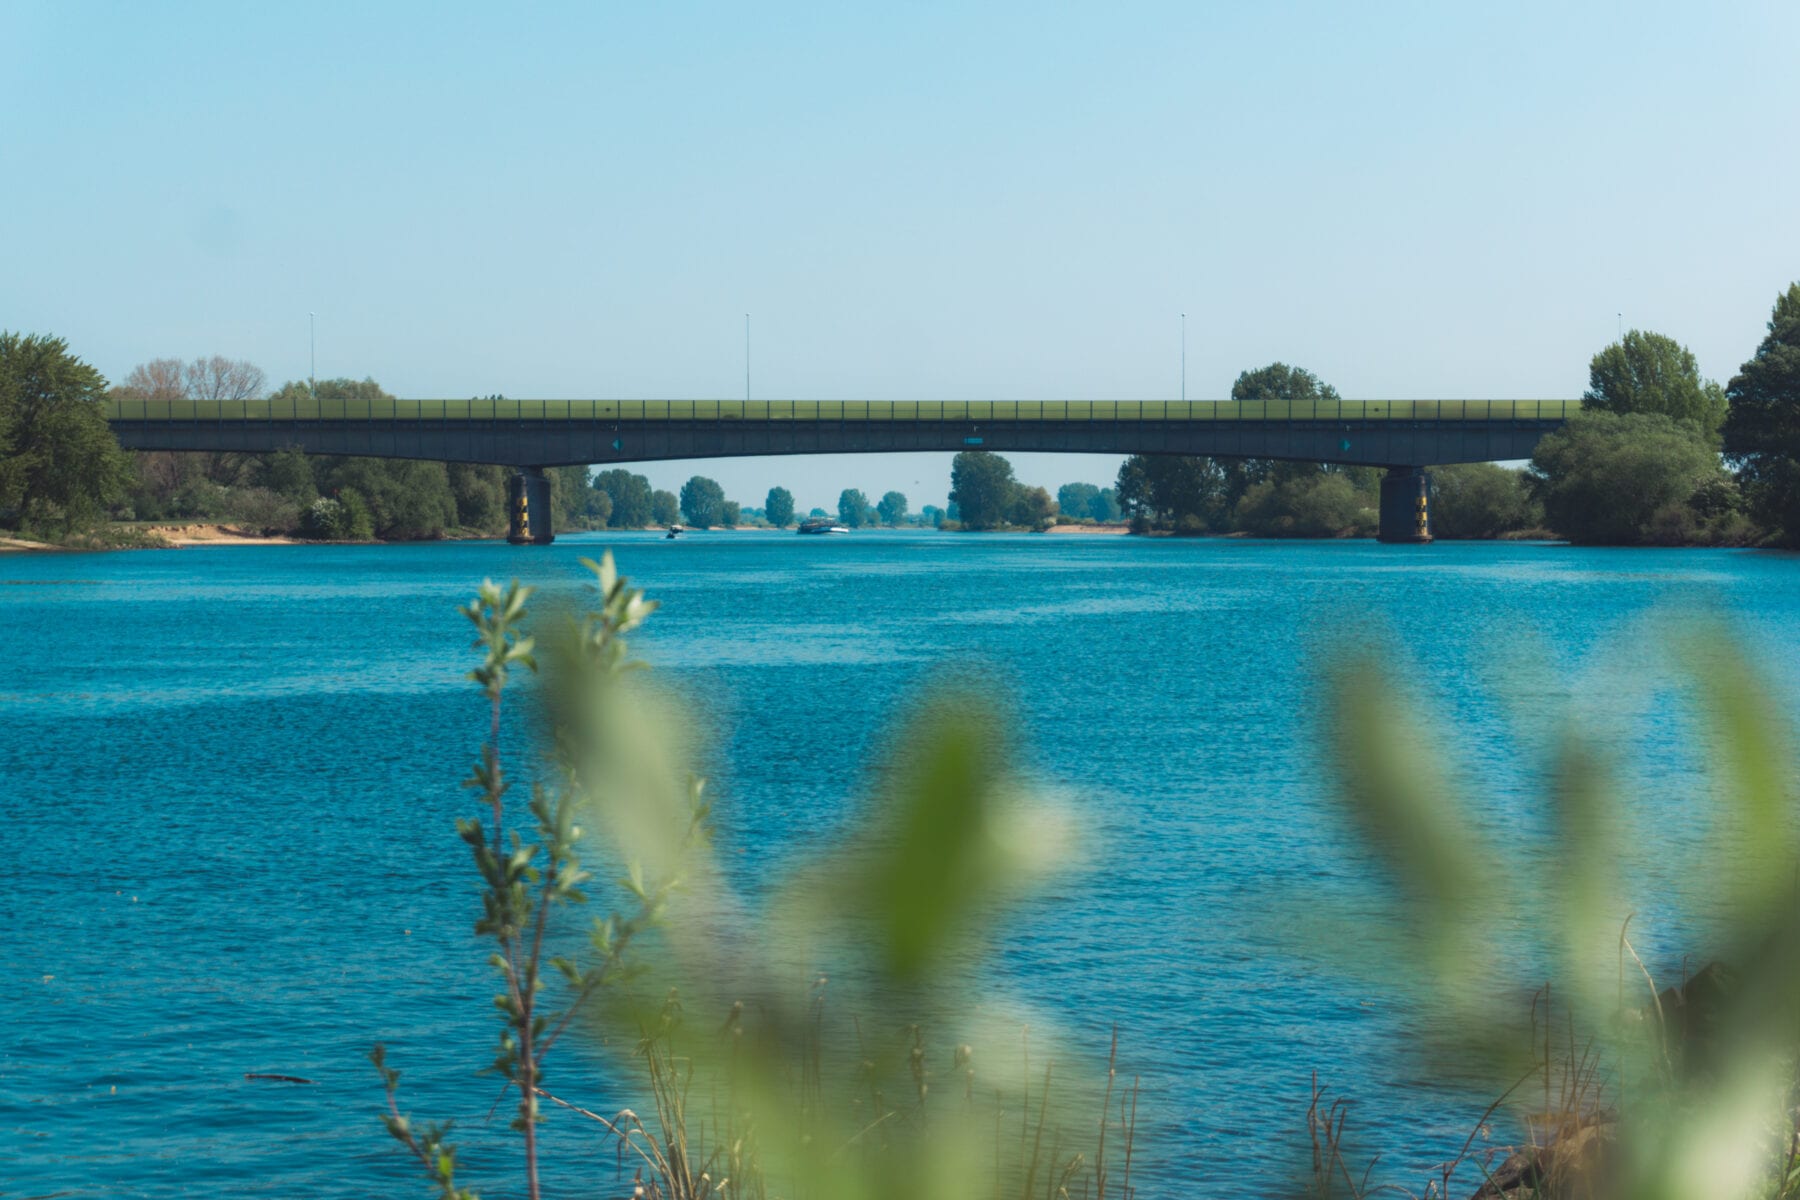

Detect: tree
[258, 447, 318, 505]
[1113, 455, 1230, 528]
[949, 451, 1017, 530]
[1236, 473, 1373, 538]
[184, 356, 266, 403]
[1009, 485, 1056, 528]
[550, 465, 611, 530]
[1091, 487, 1121, 522]
[1231, 362, 1341, 405]
[1057, 482, 1100, 520]
[1428, 463, 1541, 539]
[316, 457, 457, 540]
[721, 500, 741, 528]
[765, 486, 795, 528]
[651, 490, 680, 526]
[921, 504, 945, 527]
[838, 488, 872, 528]
[594, 469, 654, 528]
[679, 476, 725, 527]
[0, 333, 132, 532]
[809, 507, 829, 518]
[448, 463, 508, 532]
[1530, 410, 1730, 545]
[118, 358, 185, 400]
[877, 490, 908, 526]
[1723, 283, 1800, 545]
[1584, 330, 1727, 435]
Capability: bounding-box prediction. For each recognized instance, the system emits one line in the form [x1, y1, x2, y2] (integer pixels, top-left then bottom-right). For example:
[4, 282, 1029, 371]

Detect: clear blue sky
[4, 1, 1797, 511]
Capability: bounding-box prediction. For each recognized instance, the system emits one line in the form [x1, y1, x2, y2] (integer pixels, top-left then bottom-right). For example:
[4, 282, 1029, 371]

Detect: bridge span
[106, 397, 1576, 545]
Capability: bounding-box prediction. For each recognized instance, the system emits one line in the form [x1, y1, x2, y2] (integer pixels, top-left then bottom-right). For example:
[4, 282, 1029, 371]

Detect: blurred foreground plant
[374, 554, 1135, 1200]
[1313, 627, 1800, 1200]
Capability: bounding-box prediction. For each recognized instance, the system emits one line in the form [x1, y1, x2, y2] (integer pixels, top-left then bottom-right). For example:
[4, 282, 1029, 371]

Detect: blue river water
[3, 532, 1797, 1198]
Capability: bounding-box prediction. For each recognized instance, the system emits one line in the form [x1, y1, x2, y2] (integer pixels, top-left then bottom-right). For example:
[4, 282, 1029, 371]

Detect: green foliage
[300, 489, 375, 540]
[1723, 283, 1800, 546]
[258, 448, 318, 506]
[1317, 629, 1800, 1200]
[1530, 410, 1738, 545]
[679, 476, 725, 527]
[1115, 455, 1230, 528]
[316, 458, 456, 540]
[1427, 462, 1542, 539]
[764, 485, 795, 528]
[720, 499, 740, 527]
[1236, 472, 1374, 538]
[1091, 486, 1121, 522]
[877, 489, 908, 526]
[1231, 362, 1341, 404]
[650, 489, 679, 526]
[548, 465, 610, 531]
[1009, 484, 1056, 529]
[593, 469, 654, 528]
[447, 464, 509, 534]
[1056, 482, 1100, 520]
[948, 451, 1017, 530]
[0, 332, 132, 533]
[838, 487, 872, 528]
[378, 561, 1137, 1200]
[1585, 329, 1728, 435]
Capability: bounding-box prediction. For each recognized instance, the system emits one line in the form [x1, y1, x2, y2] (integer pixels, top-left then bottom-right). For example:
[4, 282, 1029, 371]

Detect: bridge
[105, 397, 1577, 545]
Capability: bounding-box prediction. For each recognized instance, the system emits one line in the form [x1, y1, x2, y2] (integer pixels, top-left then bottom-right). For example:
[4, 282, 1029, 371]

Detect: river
[4, 532, 1797, 1197]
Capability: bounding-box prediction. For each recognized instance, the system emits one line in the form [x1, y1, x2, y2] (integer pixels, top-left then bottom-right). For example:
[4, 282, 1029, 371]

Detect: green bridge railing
[106, 398, 1580, 423]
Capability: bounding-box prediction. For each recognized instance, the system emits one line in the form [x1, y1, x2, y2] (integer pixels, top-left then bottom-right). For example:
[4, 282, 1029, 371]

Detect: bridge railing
[106, 398, 1581, 422]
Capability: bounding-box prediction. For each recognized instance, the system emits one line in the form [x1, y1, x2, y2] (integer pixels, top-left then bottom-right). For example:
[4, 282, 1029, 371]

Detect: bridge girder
[111, 417, 1562, 469]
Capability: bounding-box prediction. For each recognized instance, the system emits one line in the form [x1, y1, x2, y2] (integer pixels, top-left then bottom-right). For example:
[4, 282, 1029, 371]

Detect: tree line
[5, 285, 1800, 546]
[1096, 283, 1800, 545]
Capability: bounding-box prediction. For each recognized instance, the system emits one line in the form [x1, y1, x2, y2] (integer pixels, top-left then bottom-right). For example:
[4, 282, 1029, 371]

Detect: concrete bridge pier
[1377, 466, 1432, 544]
[507, 467, 554, 545]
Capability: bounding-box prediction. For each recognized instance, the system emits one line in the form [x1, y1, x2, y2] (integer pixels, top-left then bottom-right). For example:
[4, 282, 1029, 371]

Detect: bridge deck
[107, 398, 1576, 469]
[108, 397, 1576, 423]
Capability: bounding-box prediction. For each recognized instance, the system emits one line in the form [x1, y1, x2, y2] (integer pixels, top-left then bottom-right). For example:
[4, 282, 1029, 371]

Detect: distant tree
[921, 504, 945, 527]
[258, 447, 318, 505]
[549, 465, 609, 530]
[1057, 482, 1099, 520]
[1428, 462, 1541, 539]
[1009, 485, 1056, 528]
[809, 506, 829, 518]
[1584, 330, 1727, 435]
[1530, 410, 1731, 544]
[1236, 473, 1372, 538]
[1724, 283, 1800, 545]
[949, 450, 1017, 530]
[447, 463, 508, 532]
[1231, 363, 1341, 405]
[0, 333, 132, 532]
[765, 486, 795, 528]
[877, 490, 908, 526]
[838, 488, 872, 528]
[721, 500, 741, 528]
[594, 469, 655, 528]
[184, 356, 266, 403]
[680, 476, 725, 527]
[117, 358, 186, 400]
[1091, 487, 1121, 521]
[1113, 455, 1230, 527]
[316, 457, 456, 540]
[651, 489, 680, 526]
[270, 376, 390, 404]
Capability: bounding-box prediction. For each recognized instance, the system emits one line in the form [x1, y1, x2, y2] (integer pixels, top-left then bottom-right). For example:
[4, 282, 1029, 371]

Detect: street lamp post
[1181, 312, 1186, 402]
[309, 312, 316, 397]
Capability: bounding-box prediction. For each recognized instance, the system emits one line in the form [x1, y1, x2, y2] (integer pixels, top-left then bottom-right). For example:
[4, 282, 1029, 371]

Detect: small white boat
[797, 519, 849, 535]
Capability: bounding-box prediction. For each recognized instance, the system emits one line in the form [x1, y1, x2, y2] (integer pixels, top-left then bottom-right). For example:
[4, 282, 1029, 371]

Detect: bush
[1237, 473, 1371, 537]
[1429, 462, 1541, 539]
[1530, 410, 1733, 545]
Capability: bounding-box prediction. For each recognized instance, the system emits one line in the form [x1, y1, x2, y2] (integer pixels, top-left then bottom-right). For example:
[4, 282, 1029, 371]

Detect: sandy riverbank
[1044, 523, 1131, 535]
[143, 524, 304, 547]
